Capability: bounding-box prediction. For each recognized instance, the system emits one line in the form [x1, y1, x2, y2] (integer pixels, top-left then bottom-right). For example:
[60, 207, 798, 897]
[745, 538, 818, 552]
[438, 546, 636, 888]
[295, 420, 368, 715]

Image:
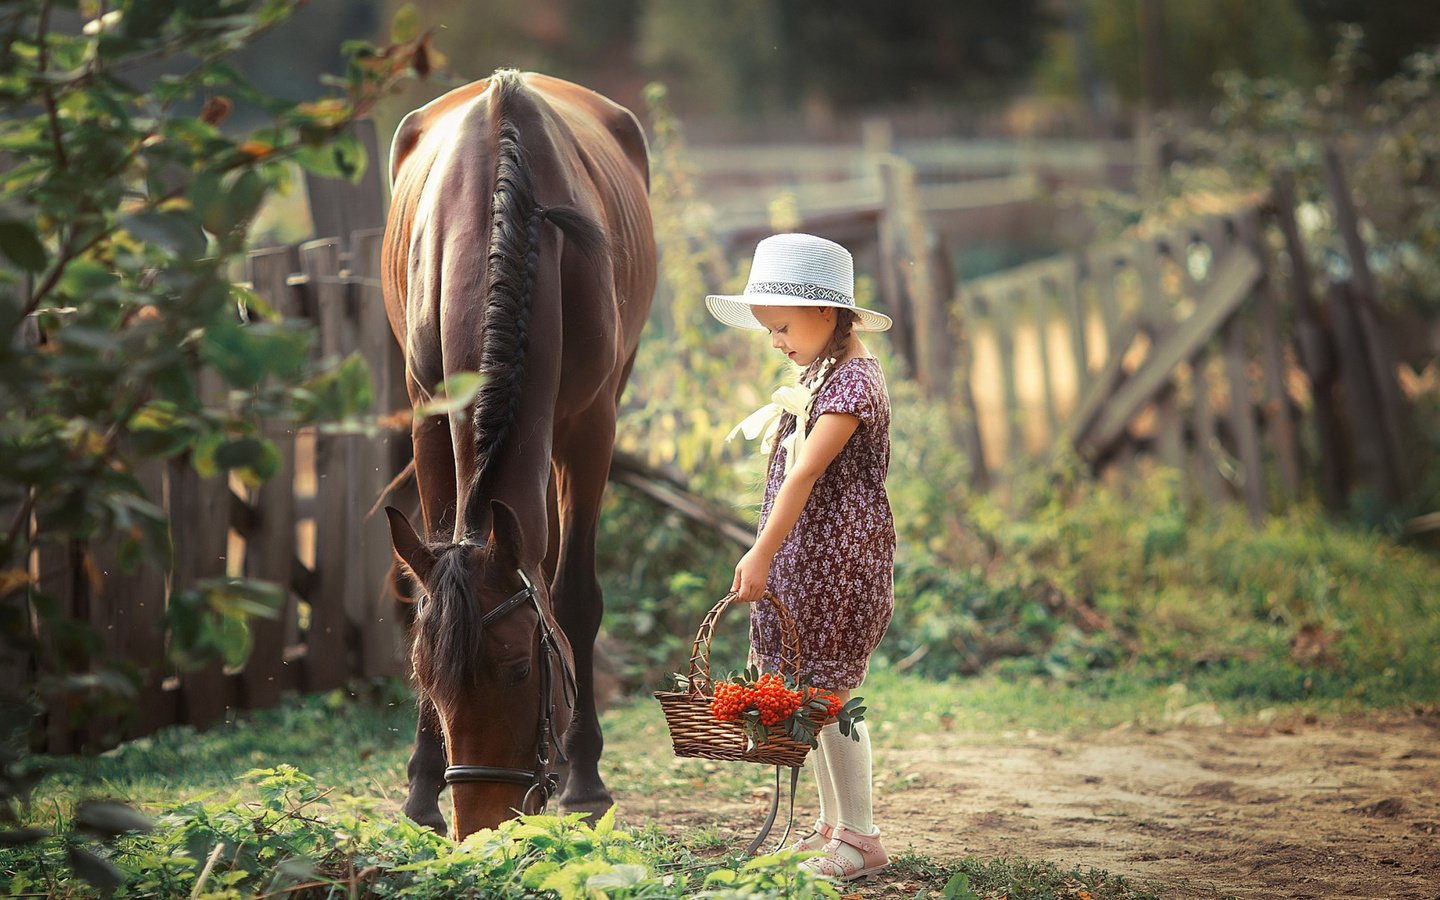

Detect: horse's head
[385, 500, 575, 837]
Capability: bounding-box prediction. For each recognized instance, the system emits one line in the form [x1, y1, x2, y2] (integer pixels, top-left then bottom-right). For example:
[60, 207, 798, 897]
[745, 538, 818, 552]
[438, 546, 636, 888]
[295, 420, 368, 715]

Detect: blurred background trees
[207, 1, 1440, 138]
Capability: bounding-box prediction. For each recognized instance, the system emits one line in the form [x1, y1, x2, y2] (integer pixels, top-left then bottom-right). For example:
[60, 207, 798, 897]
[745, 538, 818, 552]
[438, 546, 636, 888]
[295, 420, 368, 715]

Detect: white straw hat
[706, 233, 893, 332]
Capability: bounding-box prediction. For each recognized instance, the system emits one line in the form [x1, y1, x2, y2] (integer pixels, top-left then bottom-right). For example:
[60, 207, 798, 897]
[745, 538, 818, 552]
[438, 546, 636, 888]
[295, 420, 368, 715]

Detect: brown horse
[379, 70, 655, 838]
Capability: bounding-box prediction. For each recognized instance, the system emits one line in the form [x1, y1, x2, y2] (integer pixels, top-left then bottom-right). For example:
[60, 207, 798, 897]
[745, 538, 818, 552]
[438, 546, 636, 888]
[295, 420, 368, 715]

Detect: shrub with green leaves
[0, 0, 433, 889]
[2, 764, 845, 899]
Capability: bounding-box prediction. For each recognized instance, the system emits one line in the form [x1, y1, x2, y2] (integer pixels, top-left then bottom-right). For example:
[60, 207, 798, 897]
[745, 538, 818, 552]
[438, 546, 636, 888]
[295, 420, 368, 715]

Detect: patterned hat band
[744, 280, 854, 305]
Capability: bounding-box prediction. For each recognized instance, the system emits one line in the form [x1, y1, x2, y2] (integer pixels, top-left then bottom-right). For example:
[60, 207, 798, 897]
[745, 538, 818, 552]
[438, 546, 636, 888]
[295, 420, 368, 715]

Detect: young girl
[706, 233, 895, 881]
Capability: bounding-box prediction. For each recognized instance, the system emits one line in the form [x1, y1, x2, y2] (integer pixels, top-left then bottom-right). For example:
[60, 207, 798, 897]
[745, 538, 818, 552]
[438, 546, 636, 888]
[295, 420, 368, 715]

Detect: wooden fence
[949, 150, 1412, 518]
[35, 230, 411, 755]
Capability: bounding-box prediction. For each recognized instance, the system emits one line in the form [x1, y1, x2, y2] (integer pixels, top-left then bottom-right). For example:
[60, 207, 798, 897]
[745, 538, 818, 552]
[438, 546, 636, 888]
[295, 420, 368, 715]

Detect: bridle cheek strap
[442, 569, 574, 814]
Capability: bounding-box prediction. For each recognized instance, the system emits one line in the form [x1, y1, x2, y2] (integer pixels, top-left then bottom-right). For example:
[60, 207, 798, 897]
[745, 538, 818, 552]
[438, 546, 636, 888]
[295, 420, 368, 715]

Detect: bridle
[442, 569, 576, 814]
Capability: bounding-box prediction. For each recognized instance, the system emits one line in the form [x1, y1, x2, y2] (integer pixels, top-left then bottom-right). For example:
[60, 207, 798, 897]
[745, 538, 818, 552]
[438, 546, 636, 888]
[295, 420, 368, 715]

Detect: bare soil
[626, 711, 1440, 899]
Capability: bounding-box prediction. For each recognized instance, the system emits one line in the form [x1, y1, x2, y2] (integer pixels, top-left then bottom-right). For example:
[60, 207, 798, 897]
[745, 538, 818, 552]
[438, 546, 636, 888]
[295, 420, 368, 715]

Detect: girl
[706, 232, 895, 881]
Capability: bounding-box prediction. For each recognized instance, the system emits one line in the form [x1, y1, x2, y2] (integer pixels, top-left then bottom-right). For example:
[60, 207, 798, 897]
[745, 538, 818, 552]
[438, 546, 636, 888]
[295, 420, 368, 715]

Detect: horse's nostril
[510, 663, 531, 685]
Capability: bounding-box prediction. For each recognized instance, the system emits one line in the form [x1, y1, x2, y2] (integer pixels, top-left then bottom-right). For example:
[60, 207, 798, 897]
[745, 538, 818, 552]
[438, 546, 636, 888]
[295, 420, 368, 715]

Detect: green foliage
[1204, 37, 1440, 312]
[0, 0, 435, 888]
[1, 765, 844, 898]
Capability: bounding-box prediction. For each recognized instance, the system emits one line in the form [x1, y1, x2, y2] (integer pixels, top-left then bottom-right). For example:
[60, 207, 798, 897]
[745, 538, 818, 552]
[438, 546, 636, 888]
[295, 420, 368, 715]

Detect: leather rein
[442, 570, 576, 815]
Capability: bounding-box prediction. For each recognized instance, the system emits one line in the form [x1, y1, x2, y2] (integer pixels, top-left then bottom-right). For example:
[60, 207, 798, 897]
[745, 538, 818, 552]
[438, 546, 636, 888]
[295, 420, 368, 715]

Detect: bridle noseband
[443, 569, 576, 814]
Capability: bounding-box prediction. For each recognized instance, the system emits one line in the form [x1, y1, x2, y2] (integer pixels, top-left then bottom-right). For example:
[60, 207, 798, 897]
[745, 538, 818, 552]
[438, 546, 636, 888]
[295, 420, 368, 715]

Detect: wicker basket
[653, 591, 824, 768]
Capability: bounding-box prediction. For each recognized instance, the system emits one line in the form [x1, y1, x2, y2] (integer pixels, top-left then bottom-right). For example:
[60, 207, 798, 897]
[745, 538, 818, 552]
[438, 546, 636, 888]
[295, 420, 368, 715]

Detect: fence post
[351, 227, 405, 678]
[169, 368, 236, 730]
[240, 245, 304, 709]
[299, 238, 354, 692]
[1271, 172, 1345, 510]
[1320, 144, 1410, 500]
[1236, 210, 1302, 499]
[92, 457, 171, 744]
[874, 155, 917, 377]
[1134, 240, 1184, 471]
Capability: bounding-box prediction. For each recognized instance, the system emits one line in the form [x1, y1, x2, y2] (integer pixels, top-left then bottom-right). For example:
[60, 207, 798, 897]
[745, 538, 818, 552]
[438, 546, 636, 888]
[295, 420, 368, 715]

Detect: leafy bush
[0, 0, 432, 889]
[1, 765, 844, 899]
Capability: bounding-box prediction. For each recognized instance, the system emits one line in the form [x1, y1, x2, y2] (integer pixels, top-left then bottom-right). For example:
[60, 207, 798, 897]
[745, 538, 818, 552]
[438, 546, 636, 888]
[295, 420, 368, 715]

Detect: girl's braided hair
[800, 308, 859, 391]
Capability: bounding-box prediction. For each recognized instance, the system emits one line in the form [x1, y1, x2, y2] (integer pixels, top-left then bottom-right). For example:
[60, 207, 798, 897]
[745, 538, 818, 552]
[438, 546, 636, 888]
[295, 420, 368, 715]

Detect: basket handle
[685, 590, 801, 695]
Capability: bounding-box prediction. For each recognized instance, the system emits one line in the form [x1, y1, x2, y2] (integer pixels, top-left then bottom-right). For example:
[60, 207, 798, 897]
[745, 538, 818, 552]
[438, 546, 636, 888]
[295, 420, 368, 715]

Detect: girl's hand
[731, 547, 773, 603]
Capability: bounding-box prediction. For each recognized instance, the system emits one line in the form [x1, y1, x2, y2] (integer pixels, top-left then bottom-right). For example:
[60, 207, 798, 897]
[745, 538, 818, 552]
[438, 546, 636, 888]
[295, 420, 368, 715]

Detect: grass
[2, 673, 1249, 898]
[20, 658, 1426, 898]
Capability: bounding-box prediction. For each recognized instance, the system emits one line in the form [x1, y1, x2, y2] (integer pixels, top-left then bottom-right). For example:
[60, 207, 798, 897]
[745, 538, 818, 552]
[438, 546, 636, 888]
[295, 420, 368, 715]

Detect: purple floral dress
[748, 358, 895, 690]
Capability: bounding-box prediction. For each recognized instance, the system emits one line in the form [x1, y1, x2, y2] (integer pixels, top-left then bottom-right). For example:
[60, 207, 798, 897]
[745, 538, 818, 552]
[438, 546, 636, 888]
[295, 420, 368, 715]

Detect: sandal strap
[831, 825, 885, 857]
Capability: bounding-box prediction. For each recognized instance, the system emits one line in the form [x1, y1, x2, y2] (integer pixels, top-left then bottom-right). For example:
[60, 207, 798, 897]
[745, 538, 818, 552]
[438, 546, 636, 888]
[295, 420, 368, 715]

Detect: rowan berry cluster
[753, 672, 803, 725]
[708, 671, 842, 728]
[709, 680, 752, 721]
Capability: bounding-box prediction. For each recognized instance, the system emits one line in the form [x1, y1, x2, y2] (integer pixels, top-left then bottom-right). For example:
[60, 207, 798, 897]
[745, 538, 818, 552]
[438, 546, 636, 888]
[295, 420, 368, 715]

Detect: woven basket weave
[652, 591, 823, 768]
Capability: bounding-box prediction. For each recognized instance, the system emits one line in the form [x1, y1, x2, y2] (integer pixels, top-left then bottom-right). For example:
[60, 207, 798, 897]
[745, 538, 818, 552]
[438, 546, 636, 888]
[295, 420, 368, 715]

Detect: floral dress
[748, 357, 895, 690]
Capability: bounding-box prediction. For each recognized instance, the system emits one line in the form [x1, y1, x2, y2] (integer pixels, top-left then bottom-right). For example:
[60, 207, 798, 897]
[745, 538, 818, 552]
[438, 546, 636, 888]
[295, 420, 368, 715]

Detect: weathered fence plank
[351, 227, 404, 678]
[1075, 246, 1261, 462]
[300, 239, 352, 692]
[1237, 211, 1301, 498]
[1222, 316, 1266, 521]
[1028, 282, 1060, 435]
[1188, 347, 1225, 502]
[1271, 172, 1345, 510]
[1321, 145, 1409, 500]
[169, 370, 235, 730]
[241, 246, 303, 709]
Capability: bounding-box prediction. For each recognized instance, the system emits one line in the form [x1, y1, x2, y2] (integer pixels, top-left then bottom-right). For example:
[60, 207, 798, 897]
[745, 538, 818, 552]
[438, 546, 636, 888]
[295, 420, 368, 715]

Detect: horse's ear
[488, 499, 524, 569]
[386, 506, 435, 584]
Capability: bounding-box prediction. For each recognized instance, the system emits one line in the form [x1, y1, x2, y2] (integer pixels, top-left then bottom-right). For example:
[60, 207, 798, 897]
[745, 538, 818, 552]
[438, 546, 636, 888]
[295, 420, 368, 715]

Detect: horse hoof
[404, 805, 448, 833]
[558, 790, 614, 819]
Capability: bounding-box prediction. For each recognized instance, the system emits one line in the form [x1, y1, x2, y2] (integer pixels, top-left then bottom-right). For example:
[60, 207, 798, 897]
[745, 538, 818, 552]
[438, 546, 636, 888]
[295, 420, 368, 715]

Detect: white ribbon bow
[727, 381, 818, 475]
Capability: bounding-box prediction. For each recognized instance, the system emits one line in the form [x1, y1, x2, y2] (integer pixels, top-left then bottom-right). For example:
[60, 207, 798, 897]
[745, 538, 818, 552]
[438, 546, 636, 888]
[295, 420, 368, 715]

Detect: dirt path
[628, 712, 1440, 899]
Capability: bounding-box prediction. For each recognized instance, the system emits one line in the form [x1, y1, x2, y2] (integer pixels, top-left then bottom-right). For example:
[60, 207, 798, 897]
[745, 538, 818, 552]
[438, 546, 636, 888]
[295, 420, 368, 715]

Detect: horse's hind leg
[552, 413, 616, 816]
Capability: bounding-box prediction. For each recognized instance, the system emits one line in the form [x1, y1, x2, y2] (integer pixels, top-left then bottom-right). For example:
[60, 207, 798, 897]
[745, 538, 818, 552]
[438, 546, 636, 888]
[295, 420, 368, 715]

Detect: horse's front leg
[402, 699, 448, 831]
[551, 424, 615, 816]
[400, 410, 457, 832]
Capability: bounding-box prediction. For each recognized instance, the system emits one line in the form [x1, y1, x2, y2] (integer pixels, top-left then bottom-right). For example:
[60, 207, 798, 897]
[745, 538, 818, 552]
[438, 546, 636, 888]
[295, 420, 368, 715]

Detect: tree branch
[36, 1, 68, 170]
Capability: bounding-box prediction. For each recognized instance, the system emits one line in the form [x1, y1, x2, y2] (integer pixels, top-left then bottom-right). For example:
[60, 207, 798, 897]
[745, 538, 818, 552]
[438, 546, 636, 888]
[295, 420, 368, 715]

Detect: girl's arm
[731, 411, 860, 602]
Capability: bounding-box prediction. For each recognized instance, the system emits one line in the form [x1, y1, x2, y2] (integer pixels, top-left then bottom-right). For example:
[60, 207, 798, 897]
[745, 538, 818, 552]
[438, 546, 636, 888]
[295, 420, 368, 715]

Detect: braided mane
[461, 71, 608, 538]
[467, 70, 539, 522]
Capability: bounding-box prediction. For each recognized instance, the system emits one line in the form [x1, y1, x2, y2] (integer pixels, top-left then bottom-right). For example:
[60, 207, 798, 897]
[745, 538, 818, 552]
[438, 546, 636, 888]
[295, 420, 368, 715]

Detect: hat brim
[705, 293, 893, 332]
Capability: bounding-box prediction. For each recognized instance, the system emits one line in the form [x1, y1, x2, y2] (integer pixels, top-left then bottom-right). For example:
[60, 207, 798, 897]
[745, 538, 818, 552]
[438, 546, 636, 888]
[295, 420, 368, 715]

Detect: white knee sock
[817, 720, 875, 835]
[811, 738, 839, 828]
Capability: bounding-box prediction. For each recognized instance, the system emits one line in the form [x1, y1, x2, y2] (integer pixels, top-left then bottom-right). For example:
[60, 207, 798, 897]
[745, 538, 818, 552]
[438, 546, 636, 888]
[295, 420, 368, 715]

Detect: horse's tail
[463, 70, 606, 538]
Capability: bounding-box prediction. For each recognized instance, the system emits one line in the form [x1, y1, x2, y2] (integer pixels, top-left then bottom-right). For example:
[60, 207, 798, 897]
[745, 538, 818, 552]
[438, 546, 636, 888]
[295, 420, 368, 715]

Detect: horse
[379, 69, 655, 838]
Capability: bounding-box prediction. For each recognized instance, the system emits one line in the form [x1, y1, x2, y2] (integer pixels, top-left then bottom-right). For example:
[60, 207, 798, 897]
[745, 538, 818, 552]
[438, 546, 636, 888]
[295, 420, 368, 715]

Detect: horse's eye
[509, 662, 531, 685]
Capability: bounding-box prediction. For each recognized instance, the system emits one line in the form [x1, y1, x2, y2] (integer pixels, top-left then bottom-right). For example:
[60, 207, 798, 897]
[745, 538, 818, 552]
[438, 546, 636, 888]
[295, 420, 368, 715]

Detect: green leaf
[216, 609, 251, 668]
[192, 431, 224, 478]
[121, 211, 207, 258]
[293, 131, 366, 183]
[587, 864, 648, 890]
[415, 371, 484, 417]
[591, 803, 616, 839]
[943, 871, 980, 900]
[0, 219, 48, 272]
[391, 3, 421, 43]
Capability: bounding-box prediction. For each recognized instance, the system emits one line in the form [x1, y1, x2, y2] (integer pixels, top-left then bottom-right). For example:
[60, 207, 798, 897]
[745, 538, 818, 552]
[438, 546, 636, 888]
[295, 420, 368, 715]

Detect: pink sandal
[789, 819, 833, 853]
[804, 825, 889, 881]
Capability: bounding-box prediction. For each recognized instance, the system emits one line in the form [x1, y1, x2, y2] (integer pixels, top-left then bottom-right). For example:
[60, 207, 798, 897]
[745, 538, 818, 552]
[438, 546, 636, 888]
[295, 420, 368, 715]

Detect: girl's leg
[809, 719, 888, 878]
[792, 741, 839, 851]
[819, 720, 874, 833]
